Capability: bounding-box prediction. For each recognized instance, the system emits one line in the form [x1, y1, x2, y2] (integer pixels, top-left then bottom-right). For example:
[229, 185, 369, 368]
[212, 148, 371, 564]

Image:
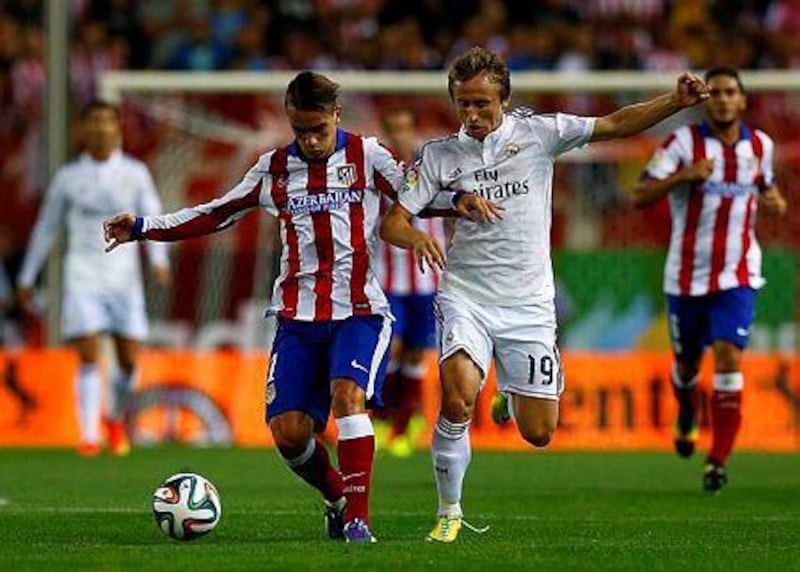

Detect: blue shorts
[265, 315, 392, 430]
[386, 293, 436, 350]
[666, 287, 756, 364]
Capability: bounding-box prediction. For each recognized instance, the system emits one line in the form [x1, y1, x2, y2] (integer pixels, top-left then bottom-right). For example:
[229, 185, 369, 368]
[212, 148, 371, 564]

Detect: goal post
[96, 69, 800, 352]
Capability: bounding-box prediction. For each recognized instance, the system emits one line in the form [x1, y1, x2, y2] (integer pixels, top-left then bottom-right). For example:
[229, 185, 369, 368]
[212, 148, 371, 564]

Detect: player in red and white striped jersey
[634, 66, 788, 492]
[373, 108, 448, 456]
[103, 71, 496, 542]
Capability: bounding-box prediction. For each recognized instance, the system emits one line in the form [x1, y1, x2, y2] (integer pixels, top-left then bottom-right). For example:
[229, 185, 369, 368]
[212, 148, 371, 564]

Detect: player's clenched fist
[674, 72, 709, 107]
[103, 213, 137, 252]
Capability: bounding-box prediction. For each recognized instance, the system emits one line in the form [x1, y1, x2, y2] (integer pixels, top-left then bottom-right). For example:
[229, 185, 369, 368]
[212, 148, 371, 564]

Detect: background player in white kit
[17, 101, 170, 456]
[381, 46, 710, 542]
[374, 108, 447, 457]
[633, 66, 787, 492]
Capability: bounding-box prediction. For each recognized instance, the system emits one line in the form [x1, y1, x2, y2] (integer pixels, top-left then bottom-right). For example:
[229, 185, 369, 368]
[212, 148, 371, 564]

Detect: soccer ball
[152, 473, 222, 541]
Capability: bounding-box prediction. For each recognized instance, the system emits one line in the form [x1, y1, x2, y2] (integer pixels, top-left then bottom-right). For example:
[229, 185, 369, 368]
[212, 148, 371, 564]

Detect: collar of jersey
[457, 115, 513, 150]
[81, 148, 123, 165]
[699, 120, 751, 142]
[287, 129, 348, 161]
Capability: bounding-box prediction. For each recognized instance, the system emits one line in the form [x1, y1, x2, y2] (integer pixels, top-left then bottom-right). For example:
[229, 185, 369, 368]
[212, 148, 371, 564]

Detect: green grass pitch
[1, 448, 798, 571]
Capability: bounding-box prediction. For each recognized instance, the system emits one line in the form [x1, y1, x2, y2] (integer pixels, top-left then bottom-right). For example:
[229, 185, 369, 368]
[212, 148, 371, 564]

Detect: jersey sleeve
[17, 170, 68, 288]
[141, 155, 273, 241]
[549, 113, 596, 156]
[135, 164, 170, 267]
[368, 138, 405, 201]
[397, 145, 440, 216]
[643, 131, 685, 181]
[755, 130, 776, 189]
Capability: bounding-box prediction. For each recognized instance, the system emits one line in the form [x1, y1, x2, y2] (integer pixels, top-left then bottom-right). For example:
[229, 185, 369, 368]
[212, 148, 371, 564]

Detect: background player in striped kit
[374, 108, 447, 457]
[17, 101, 170, 456]
[103, 71, 496, 542]
[381, 47, 709, 542]
[633, 66, 788, 492]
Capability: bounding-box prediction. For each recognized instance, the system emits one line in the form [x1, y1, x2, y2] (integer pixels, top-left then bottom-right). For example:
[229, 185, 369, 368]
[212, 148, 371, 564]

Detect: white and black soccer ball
[152, 473, 222, 541]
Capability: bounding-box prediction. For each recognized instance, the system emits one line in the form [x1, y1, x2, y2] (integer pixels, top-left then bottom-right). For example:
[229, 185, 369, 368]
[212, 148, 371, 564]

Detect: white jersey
[18, 150, 168, 294]
[399, 109, 595, 305]
[140, 130, 406, 322]
[644, 122, 773, 296]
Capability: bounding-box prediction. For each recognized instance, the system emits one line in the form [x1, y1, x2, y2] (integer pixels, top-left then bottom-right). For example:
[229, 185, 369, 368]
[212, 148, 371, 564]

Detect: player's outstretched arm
[380, 203, 445, 273]
[592, 72, 709, 142]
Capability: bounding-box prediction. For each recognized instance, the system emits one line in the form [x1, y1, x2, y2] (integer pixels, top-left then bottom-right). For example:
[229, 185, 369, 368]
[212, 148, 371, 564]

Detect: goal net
[99, 70, 800, 353]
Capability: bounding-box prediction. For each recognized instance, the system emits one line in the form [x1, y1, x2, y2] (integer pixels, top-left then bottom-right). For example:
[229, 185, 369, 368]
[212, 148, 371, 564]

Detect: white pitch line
[0, 506, 795, 523]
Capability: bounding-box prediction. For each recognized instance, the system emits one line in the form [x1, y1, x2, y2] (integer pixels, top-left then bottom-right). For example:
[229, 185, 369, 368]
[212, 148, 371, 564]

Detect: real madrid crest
[504, 142, 520, 157]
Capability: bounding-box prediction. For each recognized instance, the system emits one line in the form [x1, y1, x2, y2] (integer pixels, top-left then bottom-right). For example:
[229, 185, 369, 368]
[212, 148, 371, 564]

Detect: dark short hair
[447, 46, 511, 101]
[705, 66, 745, 93]
[285, 71, 340, 112]
[81, 100, 120, 120]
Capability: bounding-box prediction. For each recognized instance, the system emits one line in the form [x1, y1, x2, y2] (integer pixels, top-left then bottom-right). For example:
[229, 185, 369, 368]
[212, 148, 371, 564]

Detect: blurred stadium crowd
[1, 0, 798, 341]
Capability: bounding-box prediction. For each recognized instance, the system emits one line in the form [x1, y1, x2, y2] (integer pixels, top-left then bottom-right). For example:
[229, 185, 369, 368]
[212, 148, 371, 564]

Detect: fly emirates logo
[469, 168, 529, 200]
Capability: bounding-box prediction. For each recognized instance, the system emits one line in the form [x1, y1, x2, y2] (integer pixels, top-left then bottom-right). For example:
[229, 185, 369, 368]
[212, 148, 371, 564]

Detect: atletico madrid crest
[337, 163, 358, 186]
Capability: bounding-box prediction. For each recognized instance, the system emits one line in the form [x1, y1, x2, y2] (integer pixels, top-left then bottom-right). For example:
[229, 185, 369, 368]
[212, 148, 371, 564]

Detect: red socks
[708, 390, 742, 466]
[336, 414, 375, 524]
[284, 438, 344, 503]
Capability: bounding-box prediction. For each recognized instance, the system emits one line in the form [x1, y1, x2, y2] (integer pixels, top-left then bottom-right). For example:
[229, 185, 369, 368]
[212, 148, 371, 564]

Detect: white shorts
[435, 290, 564, 401]
[62, 290, 148, 341]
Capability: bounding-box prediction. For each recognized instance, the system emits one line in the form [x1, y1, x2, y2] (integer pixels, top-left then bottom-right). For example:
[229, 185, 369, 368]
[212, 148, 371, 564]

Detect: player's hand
[682, 158, 715, 182]
[673, 72, 709, 108]
[103, 213, 137, 252]
[759, 186, 788, 217]
[152, 264, 172, 288]
[410, 231, 446, 273]
[455, 192, 504, 224]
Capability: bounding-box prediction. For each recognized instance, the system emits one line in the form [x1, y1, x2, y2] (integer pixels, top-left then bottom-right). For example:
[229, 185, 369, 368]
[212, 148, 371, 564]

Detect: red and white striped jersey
[375, 196, 446, 296]
[140, 130, 404, 321]
[644, 122, 775, 296]
[376, 215, 446, 296]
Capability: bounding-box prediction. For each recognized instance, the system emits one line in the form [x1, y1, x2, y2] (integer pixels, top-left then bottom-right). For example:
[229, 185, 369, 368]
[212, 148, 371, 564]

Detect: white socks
[77, 363, 102, 445]
[431, 416, 471, 517]
[109, 368, 135, 421]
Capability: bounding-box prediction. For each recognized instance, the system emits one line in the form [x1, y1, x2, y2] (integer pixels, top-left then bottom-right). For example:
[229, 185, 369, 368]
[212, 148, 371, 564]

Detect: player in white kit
[373, 108, 448, 456]
[17, 101, 170, 456]
[380, 47, 710, 542]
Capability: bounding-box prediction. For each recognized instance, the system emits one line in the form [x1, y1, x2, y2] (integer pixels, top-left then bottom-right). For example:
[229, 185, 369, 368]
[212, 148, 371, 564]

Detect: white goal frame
[99, 69, 800, 101]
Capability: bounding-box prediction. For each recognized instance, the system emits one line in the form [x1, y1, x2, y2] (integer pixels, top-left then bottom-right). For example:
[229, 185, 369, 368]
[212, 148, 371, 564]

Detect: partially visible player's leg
[329, 314, 392, 543]
[71, 334, 103, 456]
[266, 320, 346, 537]
[492, 299, 562, 447]
[666, 294, 706, 458]
[105, 291, 148, 455]
[427, 292, 492, 542]
[435, 352, 481, 511]
[389, 294, 436, 455]
[63, 291, 113, 455]
[703, 287, 754, 492]
[512, 396, 559, 448]
[106, 335, 142, 456]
